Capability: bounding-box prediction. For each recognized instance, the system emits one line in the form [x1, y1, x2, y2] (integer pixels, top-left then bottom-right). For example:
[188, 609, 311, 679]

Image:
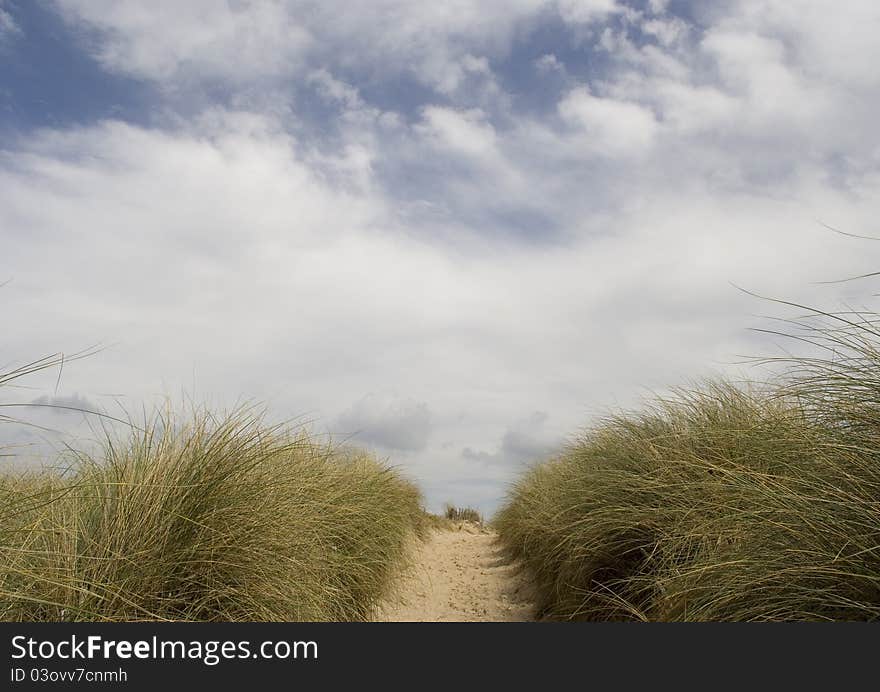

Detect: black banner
[1, 622, 871, 689]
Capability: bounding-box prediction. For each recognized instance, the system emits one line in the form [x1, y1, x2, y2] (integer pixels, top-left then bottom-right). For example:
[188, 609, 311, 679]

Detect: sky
[2, 0, 880, 514]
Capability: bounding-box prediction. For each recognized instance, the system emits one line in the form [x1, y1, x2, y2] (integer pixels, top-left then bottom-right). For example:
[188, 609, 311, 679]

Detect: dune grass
[443, 504, 483, 525]
[496, 313, 880, 621]
[0, 407, 424, 621]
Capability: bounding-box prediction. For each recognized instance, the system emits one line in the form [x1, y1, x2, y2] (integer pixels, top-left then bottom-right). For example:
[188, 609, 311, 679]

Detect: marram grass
[496, 313, 880, 621]
[0, 408, 424, 622]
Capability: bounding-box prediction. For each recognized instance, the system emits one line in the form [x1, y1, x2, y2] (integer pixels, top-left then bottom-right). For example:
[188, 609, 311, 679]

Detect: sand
[376, 523, 535, 622]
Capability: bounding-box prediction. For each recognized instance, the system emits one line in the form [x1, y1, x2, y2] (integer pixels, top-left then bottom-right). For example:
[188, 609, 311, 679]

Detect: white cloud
[649, 80, 739, 134]
[641, 16, 689, 47]
[558, 86, 659, 156]
[53, 0, 550, 93]
[462, 411, 564, 467]
[336, 393, 433, 452]
[54, 0, 312, 84]
[534, 53, 565, 74]
[0, 1, 19, 42]
[5, 1, 880, 514]
[556, 0, 620, 24]
[416, 106, 498, 160]
[700, 30, 824, 129]
[721, 0, 880, 90]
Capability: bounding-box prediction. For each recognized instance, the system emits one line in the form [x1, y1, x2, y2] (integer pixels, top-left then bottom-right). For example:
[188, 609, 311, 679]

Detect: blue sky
[0, 2, 150, 130]
[2, 0, 880, 513]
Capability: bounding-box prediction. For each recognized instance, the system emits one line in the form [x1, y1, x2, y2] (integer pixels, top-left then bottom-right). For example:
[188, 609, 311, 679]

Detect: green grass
[495, 313, 880, 621]
[0, 407, 424, 621]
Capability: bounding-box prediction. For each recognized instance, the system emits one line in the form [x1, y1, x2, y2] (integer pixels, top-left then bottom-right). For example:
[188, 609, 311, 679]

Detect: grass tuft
[0, 407, 423, 621]
[443, 504, 483, 525]
[496, 316, 880, 620]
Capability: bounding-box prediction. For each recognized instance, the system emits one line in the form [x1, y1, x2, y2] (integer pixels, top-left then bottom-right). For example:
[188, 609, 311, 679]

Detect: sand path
[376, 524, 535, 622]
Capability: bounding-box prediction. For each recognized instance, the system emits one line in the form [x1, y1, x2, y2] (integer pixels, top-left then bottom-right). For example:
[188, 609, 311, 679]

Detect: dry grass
[0, 407, 424, 621]
[496, 310, 880, 621]
[443, 504, 483, 525]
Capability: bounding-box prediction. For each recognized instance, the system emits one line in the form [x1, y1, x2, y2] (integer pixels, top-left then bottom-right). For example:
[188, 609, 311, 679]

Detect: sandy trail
[377, 524, 535, 622]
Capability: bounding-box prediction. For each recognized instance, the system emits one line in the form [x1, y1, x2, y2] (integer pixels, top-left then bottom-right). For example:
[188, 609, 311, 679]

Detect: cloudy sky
[2, 1, 879, 513]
